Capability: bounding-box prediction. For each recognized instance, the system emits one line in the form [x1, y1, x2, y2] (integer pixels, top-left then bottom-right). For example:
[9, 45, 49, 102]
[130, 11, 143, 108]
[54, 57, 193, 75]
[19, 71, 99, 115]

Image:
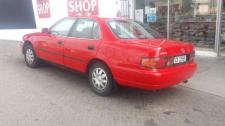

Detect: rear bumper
[116, 62, 197, 90]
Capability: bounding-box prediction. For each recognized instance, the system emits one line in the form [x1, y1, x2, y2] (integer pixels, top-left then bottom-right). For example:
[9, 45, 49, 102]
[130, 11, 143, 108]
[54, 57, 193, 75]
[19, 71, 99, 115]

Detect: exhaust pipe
[183, 80, 188, 83]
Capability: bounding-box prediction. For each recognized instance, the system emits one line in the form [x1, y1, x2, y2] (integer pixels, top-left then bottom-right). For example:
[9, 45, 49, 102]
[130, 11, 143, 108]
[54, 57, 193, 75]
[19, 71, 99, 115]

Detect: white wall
[0, 29, 39, 41]
[32, 0, 68, 29]
[33, 0, 122, 29]
[0, 0, 133, 41]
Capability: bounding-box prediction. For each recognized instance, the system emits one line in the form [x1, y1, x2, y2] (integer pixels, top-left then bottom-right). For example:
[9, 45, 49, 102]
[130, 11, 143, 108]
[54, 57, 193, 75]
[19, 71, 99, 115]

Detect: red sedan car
[22, 16, 197, 95]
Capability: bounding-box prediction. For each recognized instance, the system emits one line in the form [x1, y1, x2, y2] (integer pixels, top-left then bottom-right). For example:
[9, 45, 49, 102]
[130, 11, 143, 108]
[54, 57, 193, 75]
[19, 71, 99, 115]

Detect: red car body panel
[63, 37, 101, 72]
[22, 17, 197, 90]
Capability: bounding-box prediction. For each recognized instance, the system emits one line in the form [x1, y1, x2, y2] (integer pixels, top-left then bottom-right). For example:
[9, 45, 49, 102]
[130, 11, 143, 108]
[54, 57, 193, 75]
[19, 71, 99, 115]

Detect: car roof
[64, 16, 128, 22]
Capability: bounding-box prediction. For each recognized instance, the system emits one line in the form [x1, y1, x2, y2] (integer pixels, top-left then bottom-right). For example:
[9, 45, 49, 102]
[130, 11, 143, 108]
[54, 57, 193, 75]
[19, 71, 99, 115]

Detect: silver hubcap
[25, 49, 34, 64]
[92, 68, 108, 90]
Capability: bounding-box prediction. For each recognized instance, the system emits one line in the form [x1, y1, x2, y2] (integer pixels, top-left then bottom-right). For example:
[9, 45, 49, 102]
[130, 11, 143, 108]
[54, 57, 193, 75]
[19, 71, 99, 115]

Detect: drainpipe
[215, 0, 222, 56]
[167, 0, 170, 40]
[132, 0, 136, 20]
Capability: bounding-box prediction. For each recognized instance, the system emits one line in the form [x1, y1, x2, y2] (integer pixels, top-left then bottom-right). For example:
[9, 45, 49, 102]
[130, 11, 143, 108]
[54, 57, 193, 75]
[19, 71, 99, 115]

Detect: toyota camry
[22, 16, 197, 96]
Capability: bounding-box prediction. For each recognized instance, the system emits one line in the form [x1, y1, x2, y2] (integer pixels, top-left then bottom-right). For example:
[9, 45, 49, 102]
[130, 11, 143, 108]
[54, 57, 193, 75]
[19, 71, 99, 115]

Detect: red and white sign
[37, 0, 51, 18]
[68, 0, 99, 16]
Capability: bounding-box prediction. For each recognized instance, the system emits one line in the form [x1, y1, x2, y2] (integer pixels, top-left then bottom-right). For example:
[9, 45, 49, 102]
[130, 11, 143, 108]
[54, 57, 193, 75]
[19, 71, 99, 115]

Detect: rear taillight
[141, 57, 167, 69]
[141, 52, 195, 69]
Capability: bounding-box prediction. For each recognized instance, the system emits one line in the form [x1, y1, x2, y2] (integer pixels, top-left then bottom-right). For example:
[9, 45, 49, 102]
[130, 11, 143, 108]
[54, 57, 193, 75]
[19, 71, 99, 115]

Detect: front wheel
[24, 44, 40, 68]
[88, 62, 116, 96]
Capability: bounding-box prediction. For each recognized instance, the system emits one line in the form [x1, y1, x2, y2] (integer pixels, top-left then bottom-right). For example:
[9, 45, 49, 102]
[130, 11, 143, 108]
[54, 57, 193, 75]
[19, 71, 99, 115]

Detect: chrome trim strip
[63, 54, 84, 62]
[39, 48, 63, 56]
[39, 48, 84, 62]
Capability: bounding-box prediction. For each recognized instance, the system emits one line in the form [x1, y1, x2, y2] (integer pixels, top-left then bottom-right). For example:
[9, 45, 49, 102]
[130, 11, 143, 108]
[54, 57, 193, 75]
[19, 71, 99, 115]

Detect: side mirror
[42, 28, 49, 34]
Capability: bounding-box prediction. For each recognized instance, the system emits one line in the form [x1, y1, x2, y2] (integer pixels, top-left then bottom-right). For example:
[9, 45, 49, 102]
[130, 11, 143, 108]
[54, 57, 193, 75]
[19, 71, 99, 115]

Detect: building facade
[0, 0, 224, 56]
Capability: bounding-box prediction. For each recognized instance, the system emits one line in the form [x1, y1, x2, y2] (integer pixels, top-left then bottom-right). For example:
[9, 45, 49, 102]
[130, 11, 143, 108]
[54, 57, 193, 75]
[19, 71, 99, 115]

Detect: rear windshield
[134, 21, 162, 38]
[108, 20, 153, 39]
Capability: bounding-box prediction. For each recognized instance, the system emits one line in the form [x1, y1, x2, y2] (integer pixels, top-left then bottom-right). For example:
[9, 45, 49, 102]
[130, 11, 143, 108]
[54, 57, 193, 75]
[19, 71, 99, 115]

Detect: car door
[38, 18, 76, 65]
[63, 18, 102, 72]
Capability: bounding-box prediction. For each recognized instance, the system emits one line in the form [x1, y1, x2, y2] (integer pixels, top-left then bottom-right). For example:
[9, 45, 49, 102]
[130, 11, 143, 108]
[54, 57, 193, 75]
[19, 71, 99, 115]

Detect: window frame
[67, 18, 102, 40]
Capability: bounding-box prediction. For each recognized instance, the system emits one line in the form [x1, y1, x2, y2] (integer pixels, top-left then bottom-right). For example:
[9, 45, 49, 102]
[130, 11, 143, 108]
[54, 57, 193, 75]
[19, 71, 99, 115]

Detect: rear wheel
[88, 62, 116, 96]
[24, 44, 40, 68]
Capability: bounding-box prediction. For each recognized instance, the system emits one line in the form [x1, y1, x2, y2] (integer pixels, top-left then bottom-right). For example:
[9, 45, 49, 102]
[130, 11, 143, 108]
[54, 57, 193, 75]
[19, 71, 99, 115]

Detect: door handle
[87, 45, 95, 50]
[57, 41, 64, 45]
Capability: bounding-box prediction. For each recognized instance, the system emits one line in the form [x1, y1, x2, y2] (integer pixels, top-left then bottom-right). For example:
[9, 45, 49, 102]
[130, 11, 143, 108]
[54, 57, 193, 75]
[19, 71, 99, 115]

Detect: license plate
[174, 55, 186, 64]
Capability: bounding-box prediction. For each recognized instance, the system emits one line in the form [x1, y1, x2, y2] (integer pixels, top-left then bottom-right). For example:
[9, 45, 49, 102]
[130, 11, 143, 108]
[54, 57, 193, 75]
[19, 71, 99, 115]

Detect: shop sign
[68, 0, 99, 16]
[135, 9, 144, 23]
[147, 8, 156, 23]
[145, 6, 150, 15]
[147, 15, 156, 23]
[149, 8, 156, 15]
[36, 0, 51, 18]
[192, 0, 208, 3]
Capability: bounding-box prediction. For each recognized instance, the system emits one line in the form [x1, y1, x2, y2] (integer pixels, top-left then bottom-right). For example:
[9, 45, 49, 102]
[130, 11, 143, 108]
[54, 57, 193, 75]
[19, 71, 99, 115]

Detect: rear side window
[69, 19, 100, 39]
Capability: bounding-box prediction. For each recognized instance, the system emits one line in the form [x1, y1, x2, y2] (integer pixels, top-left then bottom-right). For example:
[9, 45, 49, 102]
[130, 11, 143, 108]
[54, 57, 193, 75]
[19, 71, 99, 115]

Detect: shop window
[221, 1, 225, 48]
[141, 0, 168, 38]
[169, 0, 217, 49]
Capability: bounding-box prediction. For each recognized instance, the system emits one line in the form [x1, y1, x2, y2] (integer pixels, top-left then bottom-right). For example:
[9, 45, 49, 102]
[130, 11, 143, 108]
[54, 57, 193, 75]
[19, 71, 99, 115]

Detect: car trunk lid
[129, 39, 194, 57]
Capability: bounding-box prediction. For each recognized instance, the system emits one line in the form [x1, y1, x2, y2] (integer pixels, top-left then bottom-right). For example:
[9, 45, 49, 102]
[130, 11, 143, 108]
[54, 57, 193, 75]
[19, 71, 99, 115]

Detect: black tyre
[88, 62, 116, 96]
[24, 44, 40, 68]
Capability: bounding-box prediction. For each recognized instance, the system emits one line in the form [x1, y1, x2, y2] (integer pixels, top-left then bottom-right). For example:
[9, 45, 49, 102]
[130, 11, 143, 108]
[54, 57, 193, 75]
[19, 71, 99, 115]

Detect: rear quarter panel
[96, 40, 158, 85]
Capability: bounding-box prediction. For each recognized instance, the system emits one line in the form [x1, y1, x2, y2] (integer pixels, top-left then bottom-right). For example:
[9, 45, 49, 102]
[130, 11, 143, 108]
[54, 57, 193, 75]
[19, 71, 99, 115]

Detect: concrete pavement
[184, 55, 225, 97]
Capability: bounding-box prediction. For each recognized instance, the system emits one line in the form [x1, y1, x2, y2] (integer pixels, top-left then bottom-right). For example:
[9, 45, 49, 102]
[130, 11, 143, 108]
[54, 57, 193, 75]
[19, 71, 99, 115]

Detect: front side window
[69, 19, 100, 39]
[108, 20, 153, 39]
[50, 19, 75, 36]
